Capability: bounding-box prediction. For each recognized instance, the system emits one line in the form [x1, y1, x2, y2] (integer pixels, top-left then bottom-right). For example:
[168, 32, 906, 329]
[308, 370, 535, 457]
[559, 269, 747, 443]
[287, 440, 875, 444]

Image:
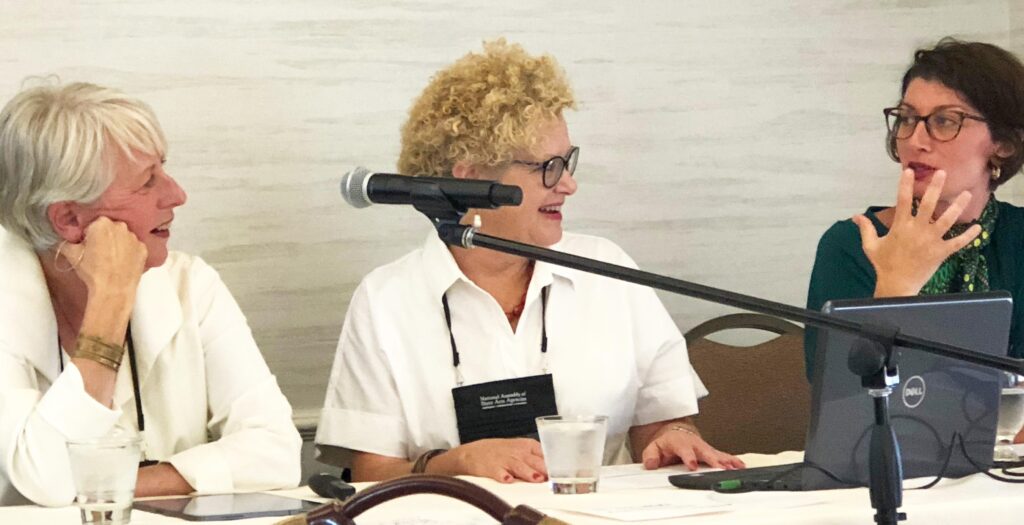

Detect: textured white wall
[1, 1, 1021, 418]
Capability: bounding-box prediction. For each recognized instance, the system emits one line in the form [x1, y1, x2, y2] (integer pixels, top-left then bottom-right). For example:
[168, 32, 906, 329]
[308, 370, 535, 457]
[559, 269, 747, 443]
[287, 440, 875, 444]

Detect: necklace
[503, 261, 535, 323]
[504, 289, 528, 322]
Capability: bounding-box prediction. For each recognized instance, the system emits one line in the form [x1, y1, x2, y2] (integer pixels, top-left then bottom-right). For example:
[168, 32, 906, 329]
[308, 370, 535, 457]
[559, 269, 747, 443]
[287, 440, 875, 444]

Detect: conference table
[4, 450, 1020, 524]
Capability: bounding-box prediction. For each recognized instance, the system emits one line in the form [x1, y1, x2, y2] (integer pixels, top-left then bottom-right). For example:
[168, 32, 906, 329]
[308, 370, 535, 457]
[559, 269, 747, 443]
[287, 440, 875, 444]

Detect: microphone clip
[409, 181, 480, 249]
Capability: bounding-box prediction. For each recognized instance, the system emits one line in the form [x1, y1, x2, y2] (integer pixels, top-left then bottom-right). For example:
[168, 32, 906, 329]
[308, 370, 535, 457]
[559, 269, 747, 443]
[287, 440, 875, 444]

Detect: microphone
[307, 473, 356, 500]
[340, 167, 522, 210]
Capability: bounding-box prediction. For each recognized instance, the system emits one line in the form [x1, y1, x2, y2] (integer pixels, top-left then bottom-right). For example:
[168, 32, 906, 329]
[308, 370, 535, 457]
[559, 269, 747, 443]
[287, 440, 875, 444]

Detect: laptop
[670, 292, 1011, 491]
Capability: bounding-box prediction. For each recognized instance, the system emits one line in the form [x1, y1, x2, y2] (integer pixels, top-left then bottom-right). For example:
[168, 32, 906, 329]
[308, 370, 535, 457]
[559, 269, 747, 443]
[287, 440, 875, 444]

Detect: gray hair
[0, 81, 167, 249]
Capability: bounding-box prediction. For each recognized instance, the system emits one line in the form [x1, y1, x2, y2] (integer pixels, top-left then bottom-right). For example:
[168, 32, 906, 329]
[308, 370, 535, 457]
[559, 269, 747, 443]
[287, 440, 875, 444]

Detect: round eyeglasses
[511, 146, 579, 188]
[883, 106, 987, 142]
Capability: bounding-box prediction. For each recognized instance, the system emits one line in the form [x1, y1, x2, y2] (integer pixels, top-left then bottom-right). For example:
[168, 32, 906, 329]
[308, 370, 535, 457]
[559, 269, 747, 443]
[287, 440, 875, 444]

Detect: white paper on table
[556, 500, 731, 521]
[598, 463, 719, 491]
[708, 490, 826, 509]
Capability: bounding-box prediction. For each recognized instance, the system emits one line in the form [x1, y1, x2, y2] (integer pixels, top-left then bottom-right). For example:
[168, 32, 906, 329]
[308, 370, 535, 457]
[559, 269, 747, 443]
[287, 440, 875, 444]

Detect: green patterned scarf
[913, 196, 998, 295]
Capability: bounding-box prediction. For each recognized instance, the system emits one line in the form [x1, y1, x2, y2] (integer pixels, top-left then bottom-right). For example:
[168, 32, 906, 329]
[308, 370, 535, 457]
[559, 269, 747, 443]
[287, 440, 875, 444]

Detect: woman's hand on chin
[61, 217, 148, 301]
[854, 169, 981, 298]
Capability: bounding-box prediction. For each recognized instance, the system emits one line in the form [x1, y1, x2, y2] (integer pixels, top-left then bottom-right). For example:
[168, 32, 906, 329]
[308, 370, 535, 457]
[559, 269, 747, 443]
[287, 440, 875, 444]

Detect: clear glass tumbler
[67, 427, 142, 525]
[536, 415, 608, 494]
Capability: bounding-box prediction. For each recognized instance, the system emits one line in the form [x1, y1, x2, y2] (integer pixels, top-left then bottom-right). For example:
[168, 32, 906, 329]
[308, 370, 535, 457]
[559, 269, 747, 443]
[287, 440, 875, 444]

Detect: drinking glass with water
[536, 415, 607, 494]
[67, 427, 142, 525]
[995, 372, 1024, 463]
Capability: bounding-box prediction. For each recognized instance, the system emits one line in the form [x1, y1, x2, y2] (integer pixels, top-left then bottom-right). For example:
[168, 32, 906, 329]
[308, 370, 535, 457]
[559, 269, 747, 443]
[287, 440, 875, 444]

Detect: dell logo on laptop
[902, 375, 926, 408]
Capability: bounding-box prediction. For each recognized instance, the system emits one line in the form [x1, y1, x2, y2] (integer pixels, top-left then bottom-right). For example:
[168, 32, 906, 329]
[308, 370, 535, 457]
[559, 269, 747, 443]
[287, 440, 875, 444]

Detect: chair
[685, 313, 810, 455]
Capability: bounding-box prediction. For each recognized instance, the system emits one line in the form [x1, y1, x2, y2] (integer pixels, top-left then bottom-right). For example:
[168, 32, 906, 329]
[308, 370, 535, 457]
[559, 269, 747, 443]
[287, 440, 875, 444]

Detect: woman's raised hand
[60, 217, 148, 299]
[853, 169, 981, 298]
[58, 218, 148, 405]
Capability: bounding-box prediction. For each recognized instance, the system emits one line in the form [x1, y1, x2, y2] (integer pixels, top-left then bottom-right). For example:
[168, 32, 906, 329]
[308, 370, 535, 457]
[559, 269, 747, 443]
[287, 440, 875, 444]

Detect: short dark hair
[886, 38, 1024, 188]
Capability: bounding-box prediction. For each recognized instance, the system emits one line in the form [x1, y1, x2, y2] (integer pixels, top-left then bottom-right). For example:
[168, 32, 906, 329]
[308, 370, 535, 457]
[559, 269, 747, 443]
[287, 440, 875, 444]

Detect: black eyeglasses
[510, 146, 579, 188]
[883, 106, 987, 142]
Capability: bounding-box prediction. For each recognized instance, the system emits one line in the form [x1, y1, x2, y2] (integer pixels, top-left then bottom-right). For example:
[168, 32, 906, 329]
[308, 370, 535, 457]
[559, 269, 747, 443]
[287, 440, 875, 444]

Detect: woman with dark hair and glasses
[316, 39, 743, 483]
[805, 39, 1024, 386]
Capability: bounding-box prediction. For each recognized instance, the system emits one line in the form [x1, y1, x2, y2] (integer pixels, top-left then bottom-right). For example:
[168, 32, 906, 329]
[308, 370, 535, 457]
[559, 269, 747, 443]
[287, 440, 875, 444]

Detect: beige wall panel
[0, 1, 1019, 416]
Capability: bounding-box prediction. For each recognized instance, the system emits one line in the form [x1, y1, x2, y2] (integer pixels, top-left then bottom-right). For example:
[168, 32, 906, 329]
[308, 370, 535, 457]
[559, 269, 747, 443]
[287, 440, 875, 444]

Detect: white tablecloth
[3, 450, 1021, 524]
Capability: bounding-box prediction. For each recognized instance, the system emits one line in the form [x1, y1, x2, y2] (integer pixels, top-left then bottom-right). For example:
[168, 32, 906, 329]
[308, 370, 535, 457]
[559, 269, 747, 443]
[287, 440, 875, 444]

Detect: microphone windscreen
[340, 167, 373, 208]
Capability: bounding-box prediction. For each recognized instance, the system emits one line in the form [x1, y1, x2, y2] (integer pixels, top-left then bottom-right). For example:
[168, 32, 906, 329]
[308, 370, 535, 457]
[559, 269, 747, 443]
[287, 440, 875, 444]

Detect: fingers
[892, 168, 916, 225]
[59, 240, 85, 265]
[699, 451, 725, 469]
[945, 224, 982, 255]
[641, 441, 663, 470]
[675, 443, 699, 471]
[84, 215, 116, 234]
[517, 439, 548, 479]
[916, 169, 947, 222]
[648, 436, 699, 471]
[522, 438, 544, 458]
[522, 453, 548, 478]
[490, 468, 515, 484]
[507, 457, 545, 483]
[851, 214, 878, 250]
[524, 444, 548, 476]
[465, 438, 548, 484]
[699, 448, 745, 470]
[932, 190, 973, 233]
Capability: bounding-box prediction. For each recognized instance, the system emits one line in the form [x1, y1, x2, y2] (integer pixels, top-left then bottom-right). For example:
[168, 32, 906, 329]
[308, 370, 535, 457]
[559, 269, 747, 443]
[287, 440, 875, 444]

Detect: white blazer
[0, 228, 301, 506]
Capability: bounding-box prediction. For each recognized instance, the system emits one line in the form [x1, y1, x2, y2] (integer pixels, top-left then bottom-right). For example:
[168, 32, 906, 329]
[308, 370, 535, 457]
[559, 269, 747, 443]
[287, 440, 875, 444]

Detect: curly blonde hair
[398, 39, 576, 178]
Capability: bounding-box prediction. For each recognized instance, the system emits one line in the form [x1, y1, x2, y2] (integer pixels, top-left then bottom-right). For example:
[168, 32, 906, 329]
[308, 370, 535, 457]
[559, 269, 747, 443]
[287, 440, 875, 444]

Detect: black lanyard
[441, 285, 550, 385]
[57, 324, 146, 432]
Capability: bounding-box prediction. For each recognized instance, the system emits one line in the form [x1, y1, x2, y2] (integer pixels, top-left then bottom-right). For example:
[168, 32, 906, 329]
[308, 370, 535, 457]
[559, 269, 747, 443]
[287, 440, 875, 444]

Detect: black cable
[955, 433, 1024, 484]
[906, 432, 1024, 487]
[780, 461, 859, 487]
[908, 432, 958, 490]
[1000, 465, 1024, 477]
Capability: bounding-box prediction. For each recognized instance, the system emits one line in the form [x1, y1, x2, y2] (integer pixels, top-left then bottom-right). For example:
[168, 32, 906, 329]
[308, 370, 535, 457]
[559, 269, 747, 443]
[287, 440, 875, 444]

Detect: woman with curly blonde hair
[317, 40, 743, 483]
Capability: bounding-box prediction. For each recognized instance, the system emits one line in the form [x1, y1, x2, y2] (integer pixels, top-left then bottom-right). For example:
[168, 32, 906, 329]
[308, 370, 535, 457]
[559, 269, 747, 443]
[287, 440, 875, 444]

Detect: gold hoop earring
[991, 165, 1002, 181]
[54, 240, 84, 272]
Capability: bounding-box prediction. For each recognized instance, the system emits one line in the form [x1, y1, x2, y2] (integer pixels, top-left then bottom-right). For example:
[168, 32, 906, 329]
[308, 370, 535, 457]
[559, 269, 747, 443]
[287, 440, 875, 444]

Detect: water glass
[536, 415, 607, 494]
[995, 372, 1024, 462]
[67, 427, 142, 525]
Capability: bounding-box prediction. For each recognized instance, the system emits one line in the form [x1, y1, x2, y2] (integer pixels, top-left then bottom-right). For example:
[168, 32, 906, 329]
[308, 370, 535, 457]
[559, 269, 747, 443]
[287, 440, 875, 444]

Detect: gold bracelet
[74, 335, 126, 371]
[670, 424, 698, 436]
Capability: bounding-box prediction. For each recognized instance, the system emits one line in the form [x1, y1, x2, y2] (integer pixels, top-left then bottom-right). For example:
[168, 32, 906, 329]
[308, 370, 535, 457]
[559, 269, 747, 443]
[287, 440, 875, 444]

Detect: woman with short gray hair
[0, 82, 301, 506]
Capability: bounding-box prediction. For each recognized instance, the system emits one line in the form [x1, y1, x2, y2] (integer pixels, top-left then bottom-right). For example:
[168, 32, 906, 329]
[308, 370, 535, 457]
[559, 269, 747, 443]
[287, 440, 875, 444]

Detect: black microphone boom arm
[435, 222, 1024, 375]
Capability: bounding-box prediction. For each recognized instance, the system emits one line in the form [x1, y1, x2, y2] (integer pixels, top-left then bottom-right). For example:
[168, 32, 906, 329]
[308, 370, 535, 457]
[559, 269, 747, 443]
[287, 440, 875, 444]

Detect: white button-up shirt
[0, 229, 302, 507]
[317, 232, 707, 465]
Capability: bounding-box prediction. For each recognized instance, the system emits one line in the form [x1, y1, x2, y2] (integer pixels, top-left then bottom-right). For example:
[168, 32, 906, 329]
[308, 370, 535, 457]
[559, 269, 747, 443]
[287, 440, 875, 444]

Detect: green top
[804, 200, 1024, 380]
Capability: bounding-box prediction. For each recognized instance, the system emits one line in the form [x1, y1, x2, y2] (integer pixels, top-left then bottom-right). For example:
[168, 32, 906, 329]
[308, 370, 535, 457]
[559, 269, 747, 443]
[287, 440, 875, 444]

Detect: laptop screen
[804, 292, 1011, 489]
